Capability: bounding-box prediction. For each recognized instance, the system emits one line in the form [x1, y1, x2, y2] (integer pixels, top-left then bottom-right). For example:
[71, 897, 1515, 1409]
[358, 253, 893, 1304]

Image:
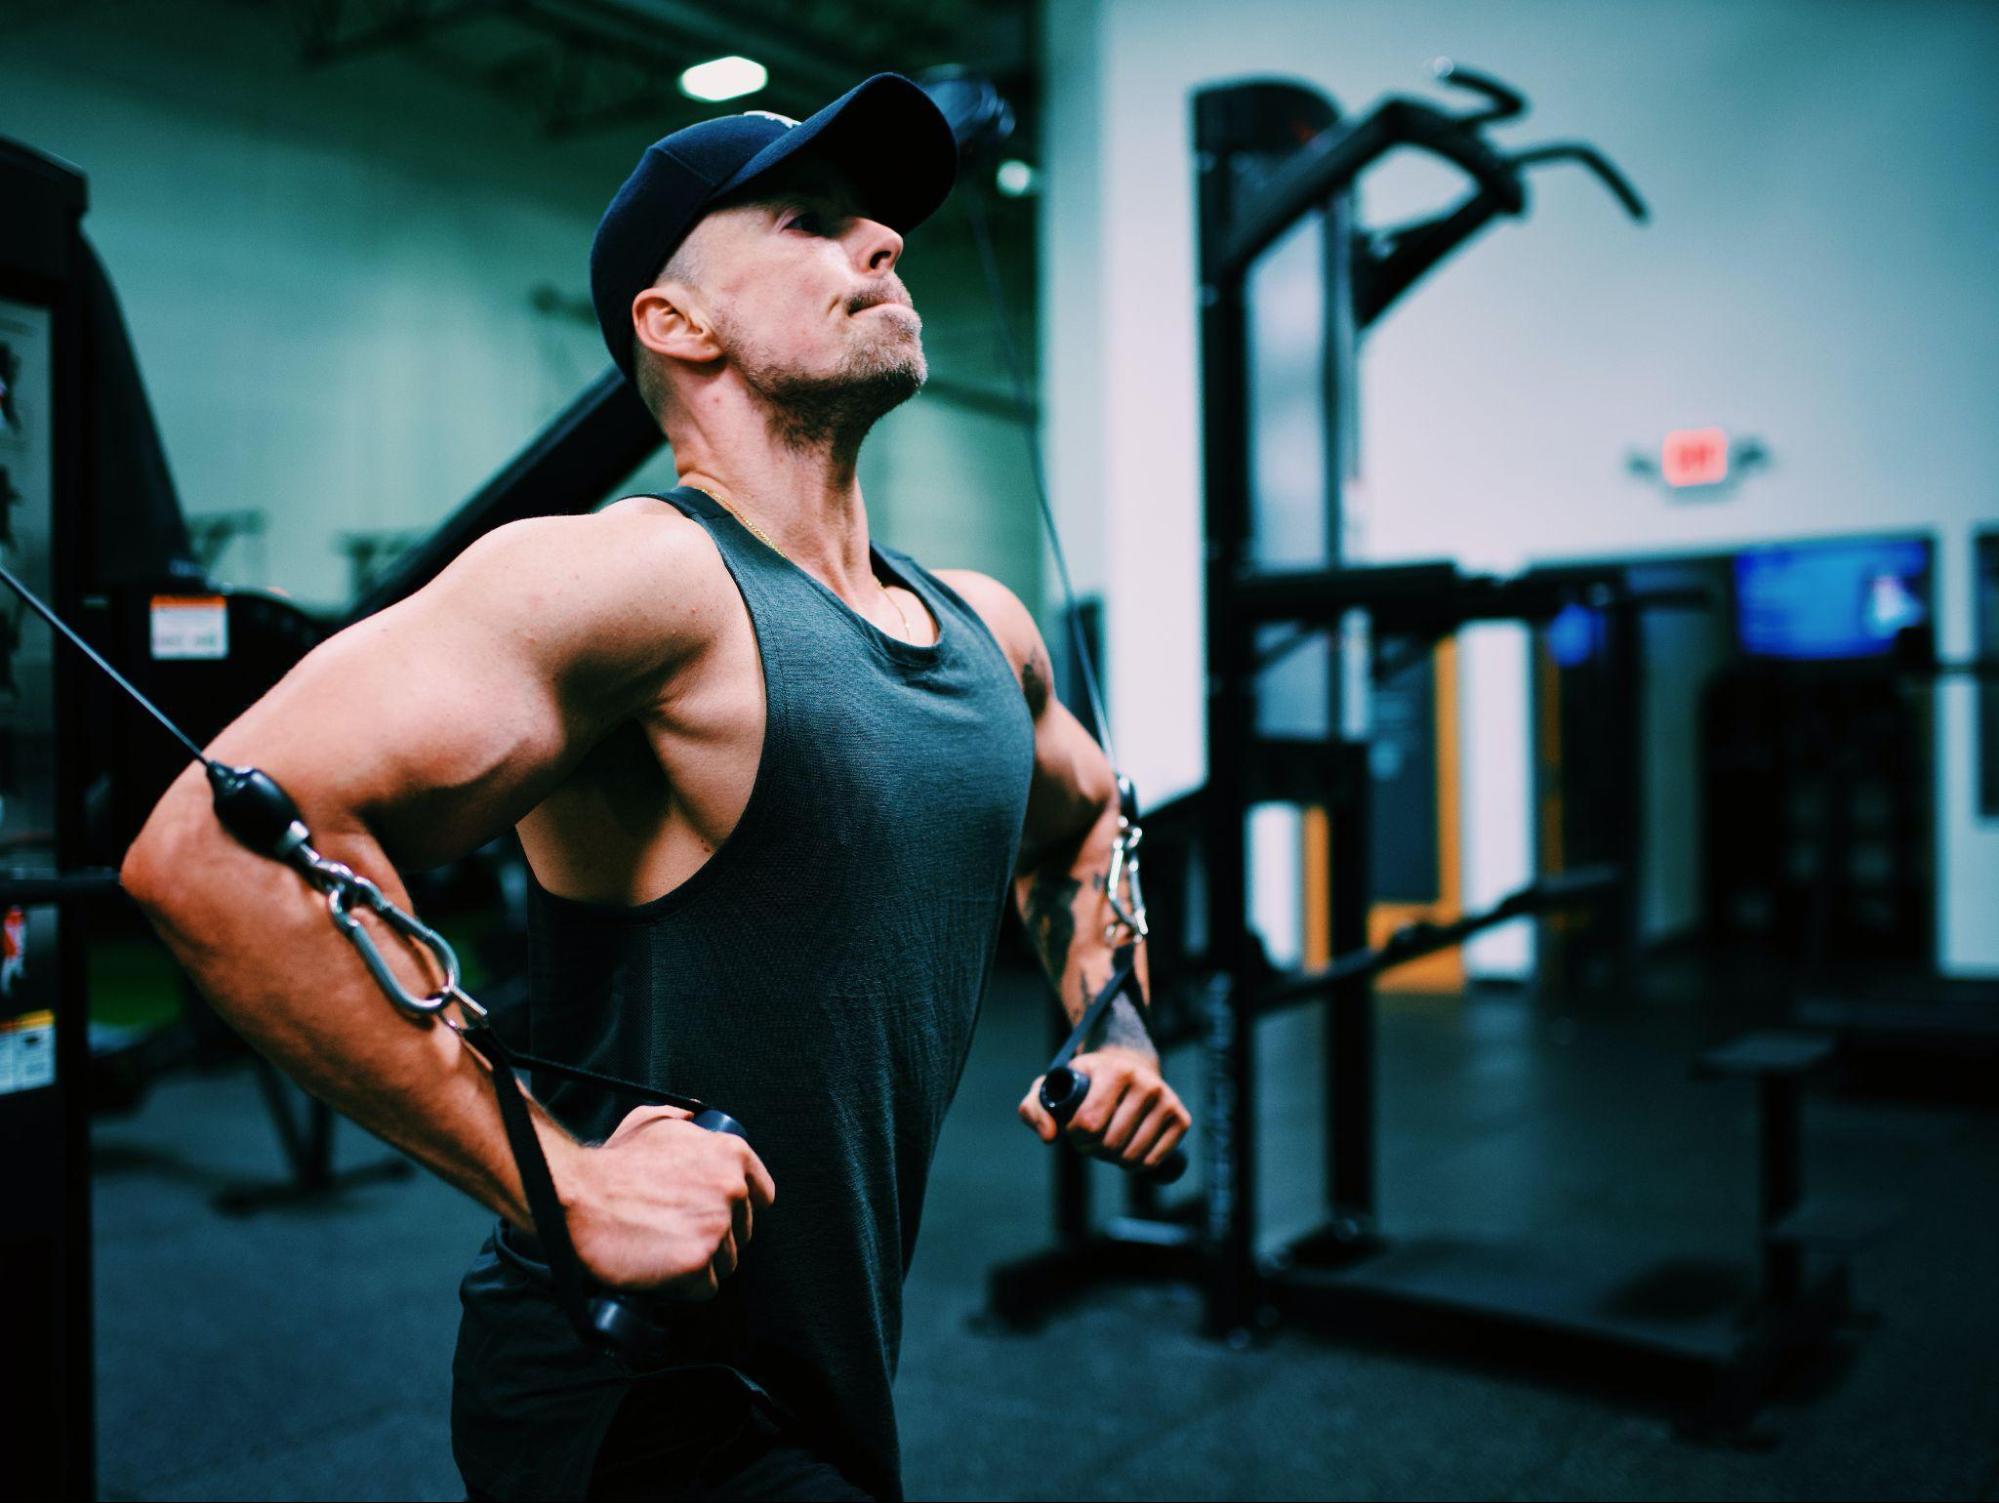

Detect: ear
[632, 282, 723, 368]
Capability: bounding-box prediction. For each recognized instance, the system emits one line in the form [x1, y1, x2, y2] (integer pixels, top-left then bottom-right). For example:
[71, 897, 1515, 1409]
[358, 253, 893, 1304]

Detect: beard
[722, 300, 928, 453]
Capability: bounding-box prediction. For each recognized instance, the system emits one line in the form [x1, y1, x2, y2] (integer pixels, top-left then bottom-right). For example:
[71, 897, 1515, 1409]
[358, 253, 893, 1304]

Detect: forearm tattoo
[1027, 863, 1158, 1061]
[1018, 631, 1153, 1052]
[1023, 871, 1081, 983]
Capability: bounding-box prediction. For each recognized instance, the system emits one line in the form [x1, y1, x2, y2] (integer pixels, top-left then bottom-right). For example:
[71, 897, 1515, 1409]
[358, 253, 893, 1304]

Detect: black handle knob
[691, 1108, 747, 1140]
[1040, 1067, 1188, 1185]
[584, 1106, 751, 1360]
[585, 1293, 663, 1353]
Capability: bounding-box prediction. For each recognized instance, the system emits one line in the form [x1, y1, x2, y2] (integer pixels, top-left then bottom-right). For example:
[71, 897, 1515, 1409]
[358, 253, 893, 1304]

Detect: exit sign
[1662, 427, 1730, 488]
[1626, 429, 1767, 497]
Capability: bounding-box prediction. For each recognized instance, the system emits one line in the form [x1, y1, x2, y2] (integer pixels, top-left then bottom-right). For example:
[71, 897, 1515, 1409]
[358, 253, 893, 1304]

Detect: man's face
[680, 161, 927, 444]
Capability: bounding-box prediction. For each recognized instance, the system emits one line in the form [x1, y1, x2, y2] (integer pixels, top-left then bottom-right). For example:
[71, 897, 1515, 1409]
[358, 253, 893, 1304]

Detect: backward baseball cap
[589, 72, 959, 381]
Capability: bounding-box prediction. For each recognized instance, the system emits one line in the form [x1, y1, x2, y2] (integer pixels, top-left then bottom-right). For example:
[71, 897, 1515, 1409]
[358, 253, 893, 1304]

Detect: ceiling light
[679, 56, 768, 103]
[995, 159, 1037, 197]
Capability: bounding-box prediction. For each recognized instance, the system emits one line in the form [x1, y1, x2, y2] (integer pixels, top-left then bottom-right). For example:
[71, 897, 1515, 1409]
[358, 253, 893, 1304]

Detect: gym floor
[92, 954, 1999, 1501]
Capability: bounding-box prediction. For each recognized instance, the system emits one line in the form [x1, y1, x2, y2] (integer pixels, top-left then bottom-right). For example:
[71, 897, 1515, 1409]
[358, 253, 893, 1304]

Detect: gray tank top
[451, 487, 1035, 1501]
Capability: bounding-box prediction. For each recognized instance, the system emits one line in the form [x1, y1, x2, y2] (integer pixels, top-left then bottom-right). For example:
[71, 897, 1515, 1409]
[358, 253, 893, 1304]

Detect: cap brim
[712, 73, 959, 234]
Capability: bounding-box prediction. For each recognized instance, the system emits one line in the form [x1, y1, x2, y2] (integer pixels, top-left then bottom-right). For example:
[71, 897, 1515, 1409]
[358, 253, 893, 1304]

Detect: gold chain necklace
[683, 484, 917, 641]
[686, 483, 783, 558]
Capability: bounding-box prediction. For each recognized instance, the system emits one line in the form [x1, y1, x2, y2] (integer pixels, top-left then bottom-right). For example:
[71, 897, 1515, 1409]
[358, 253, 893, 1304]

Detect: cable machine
[0, 136, 109, 1500]
[992, 61, 1867, 1429]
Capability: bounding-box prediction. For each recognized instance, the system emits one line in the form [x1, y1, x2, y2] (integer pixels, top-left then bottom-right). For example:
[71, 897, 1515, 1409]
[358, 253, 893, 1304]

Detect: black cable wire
[960, 187, 1119, 770]
[0, 559, 211, 765]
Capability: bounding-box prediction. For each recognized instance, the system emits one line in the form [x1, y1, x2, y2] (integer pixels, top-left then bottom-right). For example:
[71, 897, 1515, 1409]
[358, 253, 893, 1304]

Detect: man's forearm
[1014, 800, 1154, 1058]
[123, 768, 566, 1230]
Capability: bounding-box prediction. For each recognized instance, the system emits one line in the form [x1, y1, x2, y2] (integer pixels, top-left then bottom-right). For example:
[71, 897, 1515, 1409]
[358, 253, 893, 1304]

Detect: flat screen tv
[1733, 536, 1931, 661]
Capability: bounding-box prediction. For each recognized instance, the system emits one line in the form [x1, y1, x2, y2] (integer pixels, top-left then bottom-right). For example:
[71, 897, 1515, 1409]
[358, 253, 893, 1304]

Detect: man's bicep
[981, 587, 1117, 853]
[1019, 692, 1116, 868]
[202, 514, 691, 869]
[206, 591, 580, 869]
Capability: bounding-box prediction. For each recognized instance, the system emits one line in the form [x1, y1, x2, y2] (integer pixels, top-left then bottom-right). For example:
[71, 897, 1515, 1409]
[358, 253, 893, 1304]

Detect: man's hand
[1017, 1046, 1191, 1173]
[558, 1105, 776, 1300]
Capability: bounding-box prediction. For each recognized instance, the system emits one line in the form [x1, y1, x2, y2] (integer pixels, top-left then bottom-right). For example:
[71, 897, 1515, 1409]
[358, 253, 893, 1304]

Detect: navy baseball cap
[590, 72, 958, 380]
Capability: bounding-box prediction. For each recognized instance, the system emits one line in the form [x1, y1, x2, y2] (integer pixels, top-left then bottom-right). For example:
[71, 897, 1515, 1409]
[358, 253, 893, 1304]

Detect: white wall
[1039, 0, 1114, 624]
[2, 0, 1041, 610]
[1041, 0, 1999, 976]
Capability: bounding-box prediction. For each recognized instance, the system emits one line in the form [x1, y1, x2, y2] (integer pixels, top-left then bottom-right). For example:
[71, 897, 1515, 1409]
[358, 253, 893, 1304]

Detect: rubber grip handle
[692, 1108, 747, 1140]
[1040, 1067, 1188, 1185]
[585, 1106, 750, 1358]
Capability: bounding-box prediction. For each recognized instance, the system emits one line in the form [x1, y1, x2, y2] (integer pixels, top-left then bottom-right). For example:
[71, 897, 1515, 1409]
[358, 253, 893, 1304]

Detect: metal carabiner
[1102, 816, 1149, 945]
[436, 984, 490, 1037]
[298, 851, 464, 1019]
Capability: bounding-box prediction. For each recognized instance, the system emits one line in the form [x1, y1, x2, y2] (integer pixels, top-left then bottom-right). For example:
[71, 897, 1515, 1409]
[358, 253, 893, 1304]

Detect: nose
[849, 216, 903, 277]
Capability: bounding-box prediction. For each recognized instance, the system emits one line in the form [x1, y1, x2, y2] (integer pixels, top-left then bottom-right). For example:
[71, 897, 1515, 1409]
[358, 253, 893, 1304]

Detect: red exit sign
[1662, 427, 1730, 488]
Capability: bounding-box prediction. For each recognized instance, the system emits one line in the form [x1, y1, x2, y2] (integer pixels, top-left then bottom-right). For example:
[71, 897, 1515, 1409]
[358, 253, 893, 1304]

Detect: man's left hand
[1018, 1046, 1192, 1173]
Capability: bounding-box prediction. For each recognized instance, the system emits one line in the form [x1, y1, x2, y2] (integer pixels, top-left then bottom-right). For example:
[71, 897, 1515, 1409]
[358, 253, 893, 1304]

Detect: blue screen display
[1546, 602, 1604, 668]
[1734, 537, 1931, 660]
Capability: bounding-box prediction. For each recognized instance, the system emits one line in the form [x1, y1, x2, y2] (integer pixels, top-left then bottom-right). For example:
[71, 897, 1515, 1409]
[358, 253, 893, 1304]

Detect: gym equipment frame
[989, 65, 1861, 1430]
[0, 136, 105, 1499]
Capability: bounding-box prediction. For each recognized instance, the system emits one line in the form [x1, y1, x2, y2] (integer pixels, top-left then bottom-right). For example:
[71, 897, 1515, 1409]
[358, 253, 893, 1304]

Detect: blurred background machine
[1, 135, 102, 1502]
[987, 64, 1877, 1432]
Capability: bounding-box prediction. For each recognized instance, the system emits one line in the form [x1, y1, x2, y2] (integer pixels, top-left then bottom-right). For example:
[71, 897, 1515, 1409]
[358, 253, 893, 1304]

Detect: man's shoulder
[932, 568, 1057, 714]
[455, 500, 726, 602]
[429, 500, 736, 662]
[931, 568, 1038, 662]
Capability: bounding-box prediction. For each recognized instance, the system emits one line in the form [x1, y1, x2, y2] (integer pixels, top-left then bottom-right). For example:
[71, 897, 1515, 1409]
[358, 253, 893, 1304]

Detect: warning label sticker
[151, 595, 230, 660]
[0, 1008, 55, 1094]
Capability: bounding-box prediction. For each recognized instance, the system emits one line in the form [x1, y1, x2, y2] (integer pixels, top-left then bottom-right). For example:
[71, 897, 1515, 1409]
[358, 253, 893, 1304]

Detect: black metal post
[1316, 158, 1374, 1237]
[1327, 741, 1374, 1229]
[0, 135, 96, 1500]
[1195, 208, 1258, 1342]
[1194, 77, 1343, 1340]
[1606, 592, 1644, 978]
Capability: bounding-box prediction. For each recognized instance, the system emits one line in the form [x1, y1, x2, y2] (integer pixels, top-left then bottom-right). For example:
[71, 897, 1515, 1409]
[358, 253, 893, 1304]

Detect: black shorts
[454, 1226, 887, 1502]
[586, 1368, 872, 1503]
[461, 1367, 875, 1503]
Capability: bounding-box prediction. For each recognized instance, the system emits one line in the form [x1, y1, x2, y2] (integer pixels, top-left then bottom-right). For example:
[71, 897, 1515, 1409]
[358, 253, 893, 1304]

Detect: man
[122, 74, 1189, 1501]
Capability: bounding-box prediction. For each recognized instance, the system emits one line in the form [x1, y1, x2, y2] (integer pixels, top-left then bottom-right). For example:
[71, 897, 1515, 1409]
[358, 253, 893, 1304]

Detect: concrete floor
[91, 959, 1999, 1500]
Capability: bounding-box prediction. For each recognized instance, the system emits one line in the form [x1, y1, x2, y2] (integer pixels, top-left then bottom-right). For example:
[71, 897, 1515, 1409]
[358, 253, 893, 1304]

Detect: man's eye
[788, 211, 825, 235]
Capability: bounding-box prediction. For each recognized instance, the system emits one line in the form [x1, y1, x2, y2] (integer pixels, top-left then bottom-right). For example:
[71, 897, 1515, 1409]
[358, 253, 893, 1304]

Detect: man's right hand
[557, 1105, 776, 1300]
